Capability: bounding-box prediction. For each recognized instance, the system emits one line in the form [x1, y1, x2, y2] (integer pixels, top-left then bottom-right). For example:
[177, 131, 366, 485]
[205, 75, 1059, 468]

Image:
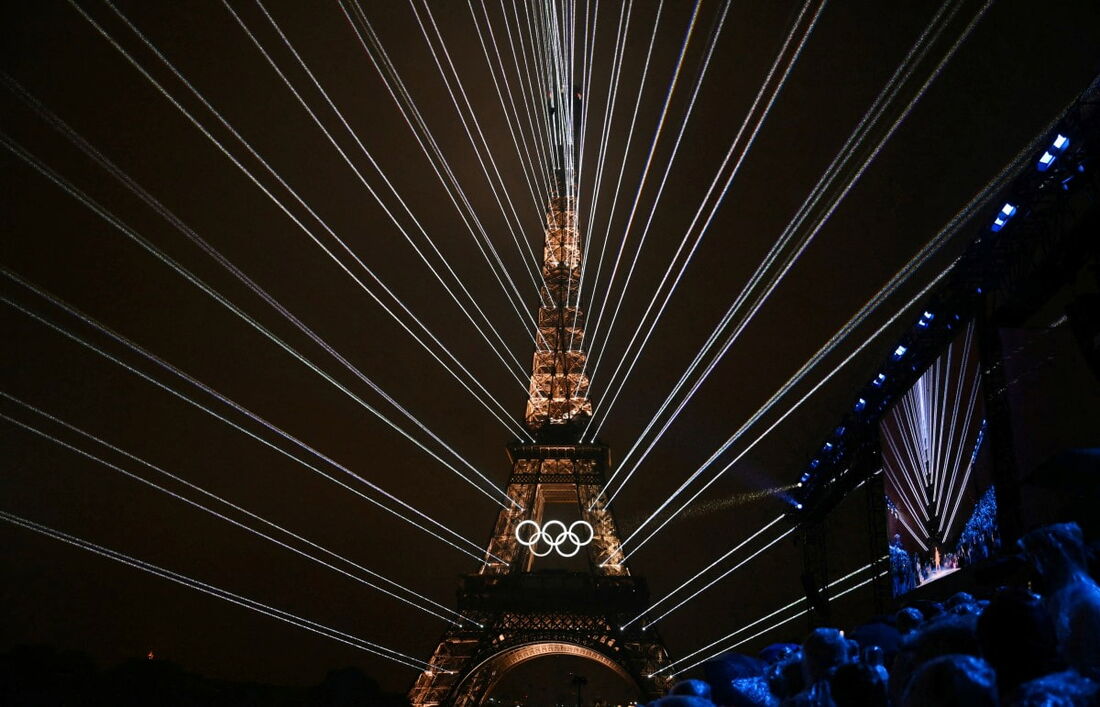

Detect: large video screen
[881, 321, 1000, 597]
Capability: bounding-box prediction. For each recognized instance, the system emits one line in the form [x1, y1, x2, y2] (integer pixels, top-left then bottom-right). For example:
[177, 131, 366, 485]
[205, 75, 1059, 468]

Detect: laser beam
[1, 286, 504, 565]
[1, 398, 476, 627]
[0, 510, 447, 672]
[654, 558, 887, 677]
[0, 134, 518, 509]
[617, 514, 785, 628]
[72, 0, 531, 442]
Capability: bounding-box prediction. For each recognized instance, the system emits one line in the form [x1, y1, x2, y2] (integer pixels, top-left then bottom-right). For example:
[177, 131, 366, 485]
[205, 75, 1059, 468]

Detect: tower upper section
[524, 194, 593, 434]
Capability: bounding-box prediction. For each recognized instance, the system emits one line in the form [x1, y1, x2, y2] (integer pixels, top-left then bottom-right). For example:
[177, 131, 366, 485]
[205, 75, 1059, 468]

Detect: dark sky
[2, 0, 1099, 696]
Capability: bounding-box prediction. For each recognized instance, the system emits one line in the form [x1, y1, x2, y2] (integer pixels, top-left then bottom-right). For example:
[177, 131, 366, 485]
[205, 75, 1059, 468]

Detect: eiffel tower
[407, 94, 672, 706]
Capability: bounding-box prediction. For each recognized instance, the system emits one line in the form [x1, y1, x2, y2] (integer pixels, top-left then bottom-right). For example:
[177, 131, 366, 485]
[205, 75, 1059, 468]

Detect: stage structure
[789, 73, 1100, 615]
[408, 93, 672, 705]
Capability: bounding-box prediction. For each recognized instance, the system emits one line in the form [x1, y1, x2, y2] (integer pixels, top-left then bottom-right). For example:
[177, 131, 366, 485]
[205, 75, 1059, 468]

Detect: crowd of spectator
[650, 522, 1100, 706]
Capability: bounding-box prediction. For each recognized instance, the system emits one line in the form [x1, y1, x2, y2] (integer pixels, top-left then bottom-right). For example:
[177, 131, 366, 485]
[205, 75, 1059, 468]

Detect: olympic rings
[515, 519, 594, 558]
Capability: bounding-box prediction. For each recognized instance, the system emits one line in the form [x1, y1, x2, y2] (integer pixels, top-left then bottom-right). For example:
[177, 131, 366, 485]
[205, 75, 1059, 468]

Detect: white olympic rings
[515, 519, 594, 558]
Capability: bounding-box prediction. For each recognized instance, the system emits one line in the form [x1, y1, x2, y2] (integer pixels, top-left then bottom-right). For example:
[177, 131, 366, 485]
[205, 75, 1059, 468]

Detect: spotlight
[1039, 135, 1070, 172]
[917, 311, 934, 328]
[797, 481, 804, 488]
[892, 345, 907, 360]
[991, 203, 1017, 232]
[854, 397, 867, 412]
[872, 373, 887, 387]
[795, 503, 804, 510]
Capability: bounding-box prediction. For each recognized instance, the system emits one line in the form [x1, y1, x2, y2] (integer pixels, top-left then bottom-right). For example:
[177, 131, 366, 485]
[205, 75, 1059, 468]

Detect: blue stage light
[892, 345, 907, 360]
[872, 373, 886, 387]
[835, 426, 846, 436]
[855, 397, 867, 412]
[823, 442, 834, 452]
[800, 473, 811, 483]
[810, 459, 820, 469]
[1040, 135, 1070, 171]
[991, 203, 1017, 232]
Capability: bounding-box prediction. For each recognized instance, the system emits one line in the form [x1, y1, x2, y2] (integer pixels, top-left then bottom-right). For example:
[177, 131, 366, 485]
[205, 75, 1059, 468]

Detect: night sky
[3, 0, 1099, 697]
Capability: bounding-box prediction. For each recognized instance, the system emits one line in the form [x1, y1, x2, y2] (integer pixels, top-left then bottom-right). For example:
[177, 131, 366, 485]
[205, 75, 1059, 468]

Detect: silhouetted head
[703, 652, 765, 683]
[702, 652, 767, 705]
[1012, 669, 1100, 706]
[830, 662, 889, 707]
[848, 622, 902, 662]
[765, 655, 804, 700]
[910, 600, 946, 622]
[670, 679, 712, 699]
[896, 607, 925, 635]
[977, 585, 1062, 690]
[719, 677, 779, 707]
[890, 615, 981, 703]
[1019, 522, 1092, 590]
[900, 654, 997, 707]
[946, 592, 975, 609]
[758, 643, 799, 665]
[802, 628, 849, 685]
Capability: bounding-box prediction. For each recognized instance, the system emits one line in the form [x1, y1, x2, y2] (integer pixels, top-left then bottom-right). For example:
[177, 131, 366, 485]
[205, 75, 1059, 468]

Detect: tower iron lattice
[409, 106, 672, 703]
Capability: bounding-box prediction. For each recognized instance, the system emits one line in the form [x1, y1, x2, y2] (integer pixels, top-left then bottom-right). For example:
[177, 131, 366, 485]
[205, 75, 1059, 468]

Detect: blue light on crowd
[991, 203, 1017, 232]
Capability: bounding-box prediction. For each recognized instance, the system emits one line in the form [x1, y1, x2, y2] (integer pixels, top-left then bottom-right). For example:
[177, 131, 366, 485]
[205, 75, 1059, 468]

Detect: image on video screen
[880, 320, 1000, 597]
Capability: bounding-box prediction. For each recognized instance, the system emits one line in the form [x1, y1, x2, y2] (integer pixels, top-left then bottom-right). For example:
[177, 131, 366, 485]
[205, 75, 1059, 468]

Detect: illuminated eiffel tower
[408, 95, 672, 706]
